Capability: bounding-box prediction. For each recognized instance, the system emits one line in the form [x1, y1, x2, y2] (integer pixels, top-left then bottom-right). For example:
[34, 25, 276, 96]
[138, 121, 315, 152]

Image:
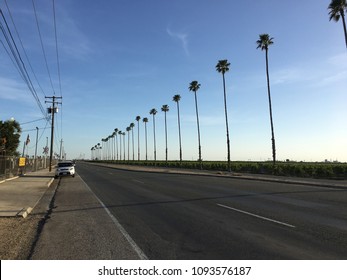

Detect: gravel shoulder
[0, 216, 41, 259]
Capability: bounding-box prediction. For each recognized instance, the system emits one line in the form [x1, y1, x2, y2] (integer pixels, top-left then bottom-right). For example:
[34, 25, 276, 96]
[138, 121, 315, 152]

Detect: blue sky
[0, 0, 346, 162]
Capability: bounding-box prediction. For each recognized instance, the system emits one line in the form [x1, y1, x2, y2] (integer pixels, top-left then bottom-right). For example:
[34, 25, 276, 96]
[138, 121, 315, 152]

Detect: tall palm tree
[257, 34, 276, 166]
[328, 0, 347, 48]
[122, 132, 126, 161]
[126, 127, 131, 160]
[111, 132, 115, 160]
[216, 59, 231, 172]
[130, 123, 135, 160]
[114, 128, 119, 161]
[161, 105, 169, 164]
[150, 108, 157, 161]
[136, 116, 141, 160]
[143, 117, 149, 161]
[118, 130, 122, 160]
[188, 80, 202, 168]
[173, 94, 183, 162]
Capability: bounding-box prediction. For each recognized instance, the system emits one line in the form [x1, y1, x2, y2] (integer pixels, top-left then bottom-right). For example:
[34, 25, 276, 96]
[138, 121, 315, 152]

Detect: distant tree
[216, 59, 231, 172]
[114, 128, 119, 160]
[136, 116, 141, 160]
[328, 0, 347, 48]
[111, 132, 116, 160]
[118, 131, 122, 160]
[130, 123, 135, 160]
[188, 80, 202, 167]
[161, 105, 169, 164]
[122, 132, 126, 161]
[0, 119, 21, 156]
[173, 94, 183, 162]
[143, 117, 149, 161]
[150, 108, 158, 161]
[126, 127, 131, 160]
[257, 34, 276, 165]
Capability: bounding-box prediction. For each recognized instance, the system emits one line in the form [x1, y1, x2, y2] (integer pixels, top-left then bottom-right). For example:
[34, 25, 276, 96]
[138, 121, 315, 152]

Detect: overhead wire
[1, 0, 64, 156]
[4, 0, 47, 99]
[0, 9, 48, 120]
[31, 0, 56, 95]
[52, 0, 63, 153]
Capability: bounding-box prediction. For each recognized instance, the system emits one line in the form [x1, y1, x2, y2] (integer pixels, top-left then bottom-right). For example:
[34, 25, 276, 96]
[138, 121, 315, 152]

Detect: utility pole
[46, 96, 62, 171]
[34, 127, 39, 171]
[59, 139, 63, 160]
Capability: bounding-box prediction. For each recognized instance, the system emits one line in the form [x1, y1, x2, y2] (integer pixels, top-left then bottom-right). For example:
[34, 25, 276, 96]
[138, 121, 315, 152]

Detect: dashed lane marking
[217, 203, 296, 228]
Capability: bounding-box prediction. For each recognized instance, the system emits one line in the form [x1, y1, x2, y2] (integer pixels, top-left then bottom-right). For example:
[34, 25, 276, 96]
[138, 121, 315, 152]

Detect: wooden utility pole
[46, 96, 62, 171]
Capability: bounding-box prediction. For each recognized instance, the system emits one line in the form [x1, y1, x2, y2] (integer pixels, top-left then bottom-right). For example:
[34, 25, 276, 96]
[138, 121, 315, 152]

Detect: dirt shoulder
[0, 216, 41, 260]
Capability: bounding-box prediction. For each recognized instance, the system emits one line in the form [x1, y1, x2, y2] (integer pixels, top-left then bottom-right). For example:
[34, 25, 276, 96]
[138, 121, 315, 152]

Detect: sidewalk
[0, 169, 54, 218]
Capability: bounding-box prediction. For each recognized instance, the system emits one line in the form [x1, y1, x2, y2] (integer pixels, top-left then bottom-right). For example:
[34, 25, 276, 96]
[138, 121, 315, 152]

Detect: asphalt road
[63, 162, 347, 259]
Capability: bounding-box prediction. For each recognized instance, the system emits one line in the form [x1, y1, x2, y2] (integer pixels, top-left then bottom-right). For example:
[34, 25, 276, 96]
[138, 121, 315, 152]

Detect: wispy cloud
[0, 77, 32, 103]
[166, 27, 189, 56]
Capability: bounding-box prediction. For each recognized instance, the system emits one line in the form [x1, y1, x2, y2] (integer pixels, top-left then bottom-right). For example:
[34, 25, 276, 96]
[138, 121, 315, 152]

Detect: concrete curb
[0, 176, 20, 184]
[12, 177, 56, 219]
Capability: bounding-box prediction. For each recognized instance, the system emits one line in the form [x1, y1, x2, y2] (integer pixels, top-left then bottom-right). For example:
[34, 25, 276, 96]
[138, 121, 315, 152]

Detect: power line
[0, 9, 48, 120]
[3, 0, 47, 99]
[31, 0, 56, 95]
[53, 0, 62, 97]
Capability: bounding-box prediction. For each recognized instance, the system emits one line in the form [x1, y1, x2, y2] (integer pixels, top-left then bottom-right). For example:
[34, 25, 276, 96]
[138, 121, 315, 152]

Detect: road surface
[71, 162, 347, 259]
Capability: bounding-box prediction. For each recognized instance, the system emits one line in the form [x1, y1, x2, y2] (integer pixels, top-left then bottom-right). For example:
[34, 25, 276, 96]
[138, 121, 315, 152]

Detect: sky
[0, 0, 346, 162]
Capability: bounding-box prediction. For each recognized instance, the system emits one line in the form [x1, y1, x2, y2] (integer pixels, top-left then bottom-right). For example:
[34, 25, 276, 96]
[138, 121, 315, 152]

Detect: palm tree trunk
[265, 49, 276, 165]
[176, 101, 183, 162]
[132, 130, 135, 161]
[194, 91, 202, 169]
[116, 135, 118, 161]
[164, 112, 168, 164]
[127, 131, 130, 161]
[137, 122, 140, 160]
[222, 73, 231, 172]
[145, 123, 148, 161]
[152, 115, 157, 161]
[123, 134, 126, 161]
[341, 10, 347, 48]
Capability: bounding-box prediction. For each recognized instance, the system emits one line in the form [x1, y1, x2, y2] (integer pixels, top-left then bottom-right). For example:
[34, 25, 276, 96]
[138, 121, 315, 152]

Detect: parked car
[55, 161, 75, 178]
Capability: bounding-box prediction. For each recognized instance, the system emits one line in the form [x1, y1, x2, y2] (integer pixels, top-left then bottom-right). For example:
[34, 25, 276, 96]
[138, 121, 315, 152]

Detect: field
[92, 160, 347, 180]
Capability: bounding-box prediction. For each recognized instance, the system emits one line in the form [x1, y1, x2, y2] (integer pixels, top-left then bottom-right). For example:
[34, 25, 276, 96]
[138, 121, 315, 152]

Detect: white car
[55, 161, 75, 178]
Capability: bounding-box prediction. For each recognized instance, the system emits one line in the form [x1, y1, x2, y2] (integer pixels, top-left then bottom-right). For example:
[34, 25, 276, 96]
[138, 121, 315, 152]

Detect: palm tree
[257, 34, 276, 166]
[111, 132, 115, 160]
[188, 80, 202, 168]
[126, 127, 131, 160]
[143, 117, 149, 160]
[173, 94, 183, 162]
[216, 59, 231, 172]
[118, 130, 122, 160]
[328, 0, 347, 48]
[161, 105, 169, 164]
[136, 116, 141, 160]
[150, 108, 157, 161]
[114, 128, 119, 161]
[122, 132, 126, 161]
[130, 123, 135, 160]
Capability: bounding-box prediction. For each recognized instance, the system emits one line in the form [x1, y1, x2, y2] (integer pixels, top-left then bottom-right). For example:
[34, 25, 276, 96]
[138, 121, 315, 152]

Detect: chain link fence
[0, 156, 57, 181]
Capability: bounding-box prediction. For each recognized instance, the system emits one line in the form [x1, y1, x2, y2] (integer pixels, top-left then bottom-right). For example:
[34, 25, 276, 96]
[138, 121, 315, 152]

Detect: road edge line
[79, 176, 148, 260]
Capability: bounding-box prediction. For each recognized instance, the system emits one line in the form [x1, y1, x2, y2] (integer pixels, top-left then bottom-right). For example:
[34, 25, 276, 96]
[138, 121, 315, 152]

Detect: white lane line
[79, 176, 148, 260]
[217, 203, 296, 228]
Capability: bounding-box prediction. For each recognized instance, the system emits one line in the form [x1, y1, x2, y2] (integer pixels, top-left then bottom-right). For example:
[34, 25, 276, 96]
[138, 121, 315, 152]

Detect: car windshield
[58, 162, 73, 167]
